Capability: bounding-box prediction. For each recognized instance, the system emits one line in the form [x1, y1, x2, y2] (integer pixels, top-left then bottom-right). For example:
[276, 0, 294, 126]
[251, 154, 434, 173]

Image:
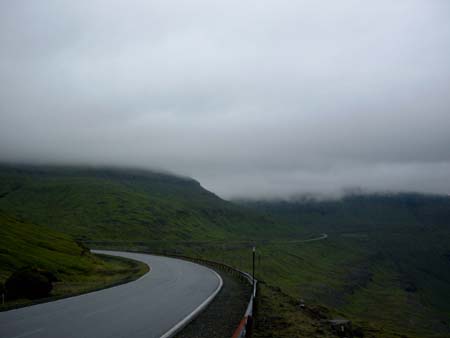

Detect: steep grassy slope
[0, 164, 282, 241]
[0, 211, 97, 282]
[0, 211, 148, 308]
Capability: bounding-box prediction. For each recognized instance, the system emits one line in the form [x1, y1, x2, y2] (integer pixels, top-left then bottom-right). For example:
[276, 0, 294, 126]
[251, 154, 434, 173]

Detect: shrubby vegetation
[5, 267, 55, 300]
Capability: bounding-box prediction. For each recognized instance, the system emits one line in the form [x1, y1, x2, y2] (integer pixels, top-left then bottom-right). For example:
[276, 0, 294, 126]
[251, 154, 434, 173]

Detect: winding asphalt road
[0, 251, 222, 338]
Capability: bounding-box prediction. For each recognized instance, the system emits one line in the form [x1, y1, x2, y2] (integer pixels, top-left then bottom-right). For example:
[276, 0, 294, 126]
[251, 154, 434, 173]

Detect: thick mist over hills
[1, 1, 450, 198]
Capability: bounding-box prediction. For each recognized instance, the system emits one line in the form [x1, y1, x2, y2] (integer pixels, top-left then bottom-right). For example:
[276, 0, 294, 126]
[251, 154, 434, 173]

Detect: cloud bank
[1, 1, 450, 198]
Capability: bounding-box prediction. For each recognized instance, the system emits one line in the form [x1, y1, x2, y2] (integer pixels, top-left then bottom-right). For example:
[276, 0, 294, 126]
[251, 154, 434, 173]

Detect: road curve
[0, 251, 222, 338]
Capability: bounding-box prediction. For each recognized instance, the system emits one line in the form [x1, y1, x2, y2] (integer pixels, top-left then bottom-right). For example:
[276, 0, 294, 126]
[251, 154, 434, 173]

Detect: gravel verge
[175, 267, 252, 338]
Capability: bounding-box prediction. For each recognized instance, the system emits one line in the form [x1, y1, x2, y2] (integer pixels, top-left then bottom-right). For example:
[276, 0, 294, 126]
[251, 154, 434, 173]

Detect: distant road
[0, 251, 222, 338]
[270, 233, 328, 244]
[299, 233, 328, 242]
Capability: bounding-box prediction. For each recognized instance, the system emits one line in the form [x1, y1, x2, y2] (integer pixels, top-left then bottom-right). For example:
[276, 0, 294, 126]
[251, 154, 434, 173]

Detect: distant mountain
[0, 164, 284, 241]
[237, 193, 450, 234]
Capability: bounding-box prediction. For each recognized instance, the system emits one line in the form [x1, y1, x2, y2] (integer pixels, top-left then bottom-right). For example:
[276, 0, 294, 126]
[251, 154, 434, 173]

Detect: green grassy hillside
[0, 211, 148, 308]
[0, 211, 97, 282]
[0, 164, 284, 241]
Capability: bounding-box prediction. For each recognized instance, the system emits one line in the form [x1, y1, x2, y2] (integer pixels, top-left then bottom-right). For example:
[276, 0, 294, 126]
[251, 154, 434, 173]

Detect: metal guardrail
[231, 284, 256, 338]
[162, 255, 257, 338]
[230, 270, 257, 338]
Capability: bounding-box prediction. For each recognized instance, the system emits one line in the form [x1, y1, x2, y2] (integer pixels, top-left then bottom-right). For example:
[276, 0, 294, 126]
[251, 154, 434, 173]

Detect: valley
[1, 164, 449, 337]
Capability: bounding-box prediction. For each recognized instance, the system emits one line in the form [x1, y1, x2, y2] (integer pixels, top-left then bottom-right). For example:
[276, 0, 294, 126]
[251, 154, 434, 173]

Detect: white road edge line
[159, 264, 224, 338]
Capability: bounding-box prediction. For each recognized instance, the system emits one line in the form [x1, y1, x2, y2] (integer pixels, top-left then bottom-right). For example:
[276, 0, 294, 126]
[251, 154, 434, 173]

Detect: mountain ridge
[0, 164, 284, 241]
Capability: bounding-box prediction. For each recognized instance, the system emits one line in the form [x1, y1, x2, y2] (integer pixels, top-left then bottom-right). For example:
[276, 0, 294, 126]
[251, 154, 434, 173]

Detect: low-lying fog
[1, 1, 450, 198]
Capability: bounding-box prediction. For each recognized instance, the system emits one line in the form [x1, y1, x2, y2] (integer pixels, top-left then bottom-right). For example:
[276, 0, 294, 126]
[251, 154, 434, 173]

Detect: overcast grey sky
[1, 1, 450, 198]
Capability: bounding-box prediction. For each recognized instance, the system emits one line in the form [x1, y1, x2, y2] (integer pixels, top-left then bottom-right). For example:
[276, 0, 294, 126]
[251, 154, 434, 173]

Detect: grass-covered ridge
[0, 164, 284, 241]
[0, 211, 148, 309]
